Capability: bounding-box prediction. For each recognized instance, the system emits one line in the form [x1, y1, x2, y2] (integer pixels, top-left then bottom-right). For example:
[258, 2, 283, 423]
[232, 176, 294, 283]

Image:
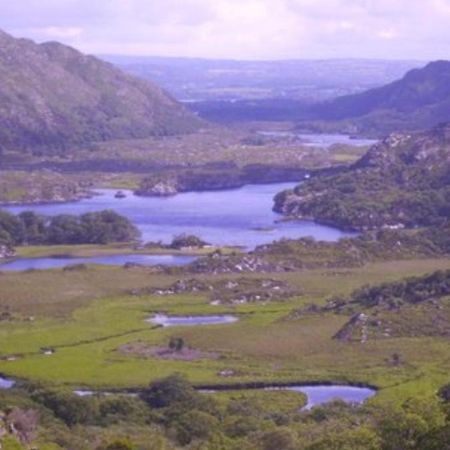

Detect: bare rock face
[0, 29, 201, 153]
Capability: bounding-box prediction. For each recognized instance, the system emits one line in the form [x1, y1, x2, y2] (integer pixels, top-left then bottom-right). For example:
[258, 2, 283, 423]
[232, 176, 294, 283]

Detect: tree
[259, 427, 297, 450]
[169, 337, 185, 352]
[80, 210, 139, 244]
[32, 389, 99, 426]
[305, 427, 381, 450]
[97, 438, 135, 450]
[18, 211, 46, 244]
[0, 210, 25, 245]
[174, 410, 220, 445]
[141, 374, 197, 408]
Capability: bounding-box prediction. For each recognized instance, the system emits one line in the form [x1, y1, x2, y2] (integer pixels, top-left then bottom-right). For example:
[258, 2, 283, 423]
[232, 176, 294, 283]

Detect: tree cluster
[0, 209, 140, 246]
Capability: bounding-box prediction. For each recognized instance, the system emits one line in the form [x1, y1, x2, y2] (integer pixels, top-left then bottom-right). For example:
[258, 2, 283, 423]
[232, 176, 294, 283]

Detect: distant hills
[307, 60, 450, 135]
[103, 55, 420, 102]
[184, 59, 450, 137]
[0, 30, 201, 154]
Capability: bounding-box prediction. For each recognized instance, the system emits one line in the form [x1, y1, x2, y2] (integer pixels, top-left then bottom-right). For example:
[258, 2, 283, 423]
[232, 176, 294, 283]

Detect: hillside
[306, 60, 450, 135]
[274, 122, 450, 230]
[331, 270, 450, 342]
[0, 30, 201, 154]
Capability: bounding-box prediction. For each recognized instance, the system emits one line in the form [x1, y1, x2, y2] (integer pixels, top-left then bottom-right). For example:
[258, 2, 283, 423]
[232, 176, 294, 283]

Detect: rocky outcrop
[146, 277, 299, 305]
[136, 164, 308, 197]
[0, 245, 15, 259]
[274, 123, 450, 230]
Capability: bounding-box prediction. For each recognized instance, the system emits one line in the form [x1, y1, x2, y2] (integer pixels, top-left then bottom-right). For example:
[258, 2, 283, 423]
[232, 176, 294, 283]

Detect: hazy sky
[1, 0, 450, 60]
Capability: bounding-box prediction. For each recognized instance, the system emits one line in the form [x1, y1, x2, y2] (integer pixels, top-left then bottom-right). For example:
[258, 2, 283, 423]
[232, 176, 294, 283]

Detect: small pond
[0, 376, 15, 389]
[279, 384, 376, 409]
[147, 313, 239, 327]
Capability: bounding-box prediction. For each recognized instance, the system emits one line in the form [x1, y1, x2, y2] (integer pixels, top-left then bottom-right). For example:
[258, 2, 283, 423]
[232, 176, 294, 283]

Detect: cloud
[1, 0, 450, 59]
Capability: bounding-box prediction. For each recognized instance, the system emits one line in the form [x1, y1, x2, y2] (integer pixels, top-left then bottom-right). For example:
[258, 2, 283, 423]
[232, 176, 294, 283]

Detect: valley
[0, 26, 450, 450]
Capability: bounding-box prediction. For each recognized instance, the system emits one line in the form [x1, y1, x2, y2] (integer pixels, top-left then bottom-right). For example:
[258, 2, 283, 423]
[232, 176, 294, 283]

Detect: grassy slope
[0, 259, 449, 406]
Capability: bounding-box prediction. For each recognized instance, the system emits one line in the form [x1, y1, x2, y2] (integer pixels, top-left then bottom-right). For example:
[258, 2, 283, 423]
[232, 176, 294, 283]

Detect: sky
[1, 0, 450, 60]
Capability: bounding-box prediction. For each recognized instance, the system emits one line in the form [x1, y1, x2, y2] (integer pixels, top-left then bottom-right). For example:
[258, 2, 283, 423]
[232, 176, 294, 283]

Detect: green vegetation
[1, 373, 450, 449]
[0, 232, 450, 448]
[0, 210, 139, 246]
[275, 123, 450, 230]
[323, 269, 450, 342]
[334, 269, 450, 310]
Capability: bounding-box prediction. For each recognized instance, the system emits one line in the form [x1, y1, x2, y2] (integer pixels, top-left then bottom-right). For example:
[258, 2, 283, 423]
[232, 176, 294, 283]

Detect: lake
[0, 254, 197, 272]
[4, 184, 354, 249]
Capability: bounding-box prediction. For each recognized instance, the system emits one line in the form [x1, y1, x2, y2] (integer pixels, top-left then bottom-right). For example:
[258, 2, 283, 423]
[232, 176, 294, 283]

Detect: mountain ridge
[306, 60, 450, 134]
[0, 29, 201, 154]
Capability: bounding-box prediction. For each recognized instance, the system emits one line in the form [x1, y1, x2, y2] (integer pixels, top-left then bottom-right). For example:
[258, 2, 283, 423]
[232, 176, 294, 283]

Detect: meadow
[1, 257, 449, 407]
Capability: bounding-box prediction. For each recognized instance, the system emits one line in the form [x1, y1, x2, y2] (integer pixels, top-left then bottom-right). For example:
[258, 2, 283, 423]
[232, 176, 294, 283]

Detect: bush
[169, 234, 209, 249]
[31, 389, 99, 426]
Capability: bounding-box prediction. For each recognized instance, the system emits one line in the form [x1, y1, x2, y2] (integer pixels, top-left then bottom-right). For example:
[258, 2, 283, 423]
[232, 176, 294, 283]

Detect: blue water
[258, 131, 377, 148]
[0, 376, 15, 389]
[4, 184, 354, 249]
[72, 384, 376, 408]
[285, 385, 376, 409]
[147, 313, 238, 327]
[297, 133, 377, 148]
[0, 254, 197, 272]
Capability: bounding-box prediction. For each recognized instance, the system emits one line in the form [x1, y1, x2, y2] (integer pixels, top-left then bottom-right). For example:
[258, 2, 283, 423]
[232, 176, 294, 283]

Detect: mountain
[274, 122, 450, 230]
[306, 61, 450, 135]
[0, 30, 201, 154]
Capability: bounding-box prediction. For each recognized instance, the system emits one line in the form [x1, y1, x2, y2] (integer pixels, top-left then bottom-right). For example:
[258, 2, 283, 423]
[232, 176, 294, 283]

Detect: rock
[0, 245, 15, 259]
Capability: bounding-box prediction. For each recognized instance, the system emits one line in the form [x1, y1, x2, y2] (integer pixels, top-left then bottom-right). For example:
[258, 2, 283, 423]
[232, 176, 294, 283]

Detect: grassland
[1, 257, 449, 407]
[14, 243, 240, 259]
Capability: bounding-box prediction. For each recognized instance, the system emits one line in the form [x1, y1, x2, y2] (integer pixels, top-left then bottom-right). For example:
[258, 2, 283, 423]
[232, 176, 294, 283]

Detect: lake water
[4, 184, 354, 249]
[148, 313, 238, 327]
[0, 254, 197, 272]
[258, 131, 377, 148]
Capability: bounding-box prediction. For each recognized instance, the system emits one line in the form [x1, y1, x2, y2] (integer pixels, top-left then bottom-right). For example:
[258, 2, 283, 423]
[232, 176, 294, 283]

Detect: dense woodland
[1, 374, 450, 450]
[0, 210, 139, 246]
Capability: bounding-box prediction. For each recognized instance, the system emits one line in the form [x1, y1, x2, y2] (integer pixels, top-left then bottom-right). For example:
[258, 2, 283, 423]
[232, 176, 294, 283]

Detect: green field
[1, 257, 450, 407]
